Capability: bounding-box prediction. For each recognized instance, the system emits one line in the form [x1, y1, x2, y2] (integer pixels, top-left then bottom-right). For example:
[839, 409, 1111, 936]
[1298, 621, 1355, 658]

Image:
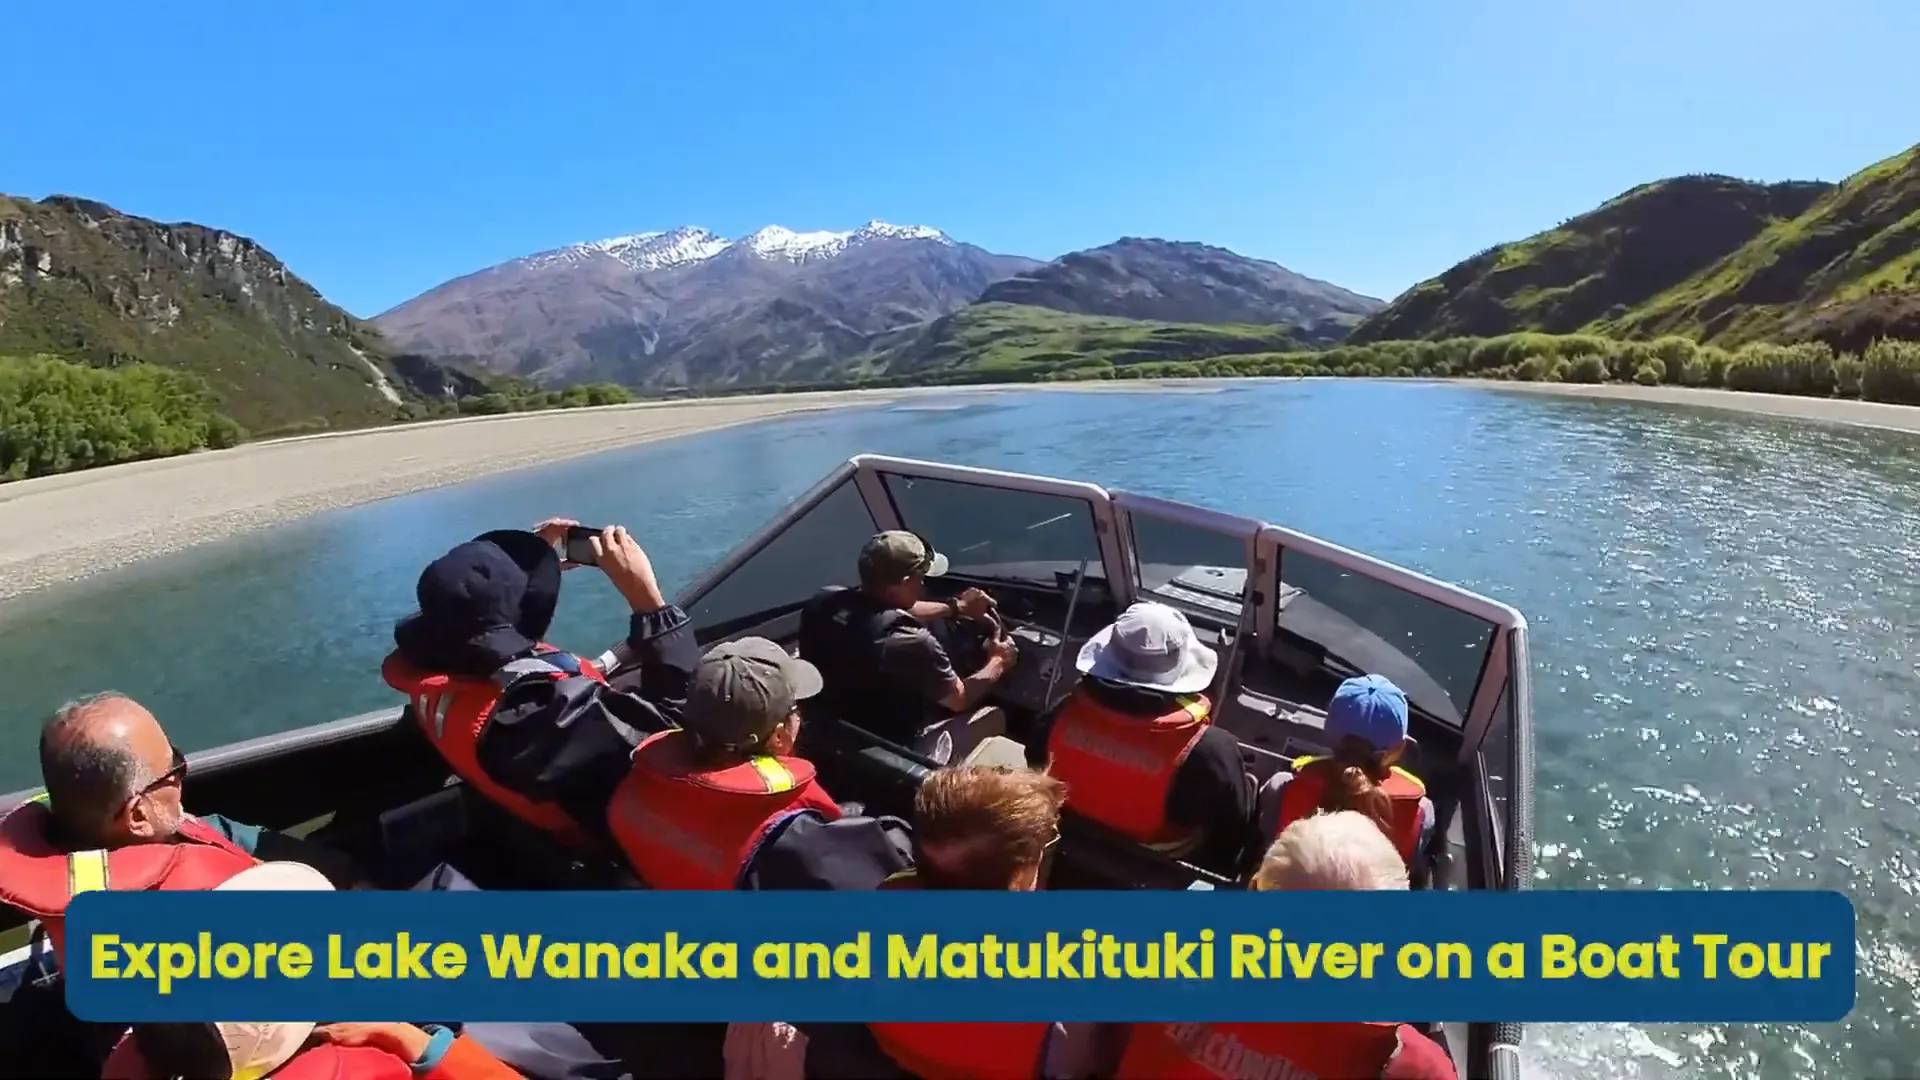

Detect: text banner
[65, 889, 1854, 1023]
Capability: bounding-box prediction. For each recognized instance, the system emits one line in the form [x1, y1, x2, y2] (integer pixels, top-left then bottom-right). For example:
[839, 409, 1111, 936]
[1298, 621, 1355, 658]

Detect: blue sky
[10, 0, 1917, 317]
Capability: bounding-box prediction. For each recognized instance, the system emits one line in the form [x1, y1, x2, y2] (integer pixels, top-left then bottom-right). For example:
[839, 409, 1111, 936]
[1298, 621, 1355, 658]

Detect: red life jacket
[1275, 757, 1428, 864]
[867, 871, 1053, 1080]
[102, 1036, 412, 1080]
[0, 796, 256, 967]
[1044, 690, 1211, 844]
[1116, 1021, 1455, 1080]
[607, 730, 841, 890]
[382, 645, 607, 846]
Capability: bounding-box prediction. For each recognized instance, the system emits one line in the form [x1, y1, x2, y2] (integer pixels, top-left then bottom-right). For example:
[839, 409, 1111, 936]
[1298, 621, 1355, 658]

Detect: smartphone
[562, 525, 602, 567]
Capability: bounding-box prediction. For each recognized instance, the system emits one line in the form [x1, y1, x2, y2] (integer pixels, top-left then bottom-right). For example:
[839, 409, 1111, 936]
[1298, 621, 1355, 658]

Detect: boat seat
[446, 785, 629, 891]
[794, 716, 935, 820]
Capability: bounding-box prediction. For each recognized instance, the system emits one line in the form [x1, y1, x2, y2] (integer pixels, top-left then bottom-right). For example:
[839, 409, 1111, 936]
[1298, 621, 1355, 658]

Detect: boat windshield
[1273, 544, 1498, 727]
[1127, 512, 1248, 624]
[683, 476, 880, 639]
[1481, 672, 1517, 879]
[878, 471, 1105, 586]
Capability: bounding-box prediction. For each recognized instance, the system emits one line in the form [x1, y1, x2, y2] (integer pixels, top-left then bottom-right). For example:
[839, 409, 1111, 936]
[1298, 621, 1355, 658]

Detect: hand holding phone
[563, 525, 602, 567]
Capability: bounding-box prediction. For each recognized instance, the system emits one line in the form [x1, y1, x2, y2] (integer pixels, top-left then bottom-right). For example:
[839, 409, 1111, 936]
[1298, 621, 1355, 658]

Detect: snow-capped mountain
[373, 216, 1380, 389]
[375, 220, 1036, 386]
[518, 227, 732, 273]
[514, 220, 953, 274]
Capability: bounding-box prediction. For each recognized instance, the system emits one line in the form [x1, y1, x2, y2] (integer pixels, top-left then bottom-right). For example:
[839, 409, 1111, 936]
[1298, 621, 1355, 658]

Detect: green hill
[1352, 141, 1920, 352]
[1600, 143, 1920, 349]
[860, 302, 1315, 381]
[1349, 176, 1831, 343]
[0, 194, 471, 435]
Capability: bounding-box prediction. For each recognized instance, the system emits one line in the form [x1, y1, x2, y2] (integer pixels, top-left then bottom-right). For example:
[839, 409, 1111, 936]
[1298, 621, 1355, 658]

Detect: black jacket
[470, 607, 700, 837]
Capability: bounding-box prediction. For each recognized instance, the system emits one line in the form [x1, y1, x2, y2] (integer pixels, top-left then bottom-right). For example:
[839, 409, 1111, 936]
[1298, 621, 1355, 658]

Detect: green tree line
[1, 352, 639, 482]
[447, 380, 636, 416]
[1102, 334, 1920, 404]
[392, 380, 638, 422]
[0, 355, 247, 481]
[717, 334, 1920, 404]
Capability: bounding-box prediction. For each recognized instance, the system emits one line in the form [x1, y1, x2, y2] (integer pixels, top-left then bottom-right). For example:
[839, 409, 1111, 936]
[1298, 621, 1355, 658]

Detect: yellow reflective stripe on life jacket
[23, 793, 112, 897]
[67, 849, 109, 897]
[1291, 754, 1322, 771]
[1389, 765, 1427, 794]
[746, 756, 796, 794]
[1174, 695, 1210, 721]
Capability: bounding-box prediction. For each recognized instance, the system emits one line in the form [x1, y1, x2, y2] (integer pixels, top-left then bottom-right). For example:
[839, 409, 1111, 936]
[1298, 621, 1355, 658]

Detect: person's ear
[770, 715, 800, 757]
[121, 794, 159, 840]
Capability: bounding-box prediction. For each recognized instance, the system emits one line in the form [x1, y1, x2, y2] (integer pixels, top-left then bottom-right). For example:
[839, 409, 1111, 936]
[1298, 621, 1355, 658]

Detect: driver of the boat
[796, 530, 1015, 766]
[0, 692, 363, 973]
[383, 519, 699, 851]
[1039, 601, 1256, 864]
[1256, 674, 1435, 867]
[1096, 812, 1458, 1080]
[606, 637, 842, 890]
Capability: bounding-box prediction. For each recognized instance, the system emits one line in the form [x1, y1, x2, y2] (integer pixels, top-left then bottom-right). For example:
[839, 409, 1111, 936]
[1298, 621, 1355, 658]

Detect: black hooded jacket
[394, 529, 702, 839]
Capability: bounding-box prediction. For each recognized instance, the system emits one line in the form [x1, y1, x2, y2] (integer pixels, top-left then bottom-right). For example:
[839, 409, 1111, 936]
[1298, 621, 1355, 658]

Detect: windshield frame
[675, 452, 1530, 754]
[675, 459, 862, 611]
[854, 455, 1128, 591]
[1483, 625, 1533, 892]
[1110, 490, 1264, 630]
[1254, 522, 1525, 738]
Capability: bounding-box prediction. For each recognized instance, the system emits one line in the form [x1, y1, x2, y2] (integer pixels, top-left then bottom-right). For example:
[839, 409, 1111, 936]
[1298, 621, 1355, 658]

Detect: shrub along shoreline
[8, 334, 1920, 481]
[0, 355, 247, 481]
[0, 354, 636, 483]
[724, 334, 1920, 405]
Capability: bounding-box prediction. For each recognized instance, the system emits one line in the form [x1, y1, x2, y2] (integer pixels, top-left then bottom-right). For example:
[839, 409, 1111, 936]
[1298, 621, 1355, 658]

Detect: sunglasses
[136, 746, 189, 798]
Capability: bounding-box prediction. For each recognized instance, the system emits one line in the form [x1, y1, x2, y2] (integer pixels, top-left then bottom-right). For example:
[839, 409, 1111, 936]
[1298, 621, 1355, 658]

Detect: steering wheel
[928, 586, 1012, 676]
[936, 614, 995, 677]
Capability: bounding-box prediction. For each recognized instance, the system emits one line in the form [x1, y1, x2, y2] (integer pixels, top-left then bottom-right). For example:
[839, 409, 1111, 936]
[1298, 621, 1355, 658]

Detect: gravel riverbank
[0, 392, 904, 601]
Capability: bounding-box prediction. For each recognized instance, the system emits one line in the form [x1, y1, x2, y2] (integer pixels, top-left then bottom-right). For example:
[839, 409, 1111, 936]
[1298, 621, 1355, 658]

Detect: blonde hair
[912, 767, 1066, 889]
[1253, 811, 1410, 892]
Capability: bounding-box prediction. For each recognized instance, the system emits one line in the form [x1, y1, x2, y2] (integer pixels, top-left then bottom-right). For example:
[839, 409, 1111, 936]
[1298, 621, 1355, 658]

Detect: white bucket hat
[136, 863, 336, 1080]
[1076, 601, 1218, 696]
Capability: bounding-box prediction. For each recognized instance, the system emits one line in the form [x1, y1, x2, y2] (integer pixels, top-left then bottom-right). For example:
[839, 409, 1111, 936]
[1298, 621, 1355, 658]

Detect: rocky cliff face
[0, 195, 458, 433]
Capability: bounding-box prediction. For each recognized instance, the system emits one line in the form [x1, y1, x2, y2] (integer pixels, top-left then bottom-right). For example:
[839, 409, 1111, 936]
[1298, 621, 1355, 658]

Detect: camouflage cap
[858, 531, 949, 586]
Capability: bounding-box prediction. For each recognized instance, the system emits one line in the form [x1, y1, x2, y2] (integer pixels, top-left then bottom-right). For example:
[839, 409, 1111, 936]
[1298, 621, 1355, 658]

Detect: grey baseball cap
[684, 637, 824, 749]
[858, 531, 949, 586]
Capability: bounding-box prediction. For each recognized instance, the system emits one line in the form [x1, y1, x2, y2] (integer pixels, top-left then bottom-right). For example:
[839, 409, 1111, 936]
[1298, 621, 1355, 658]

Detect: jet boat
[0, 454, 1533, 1080]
